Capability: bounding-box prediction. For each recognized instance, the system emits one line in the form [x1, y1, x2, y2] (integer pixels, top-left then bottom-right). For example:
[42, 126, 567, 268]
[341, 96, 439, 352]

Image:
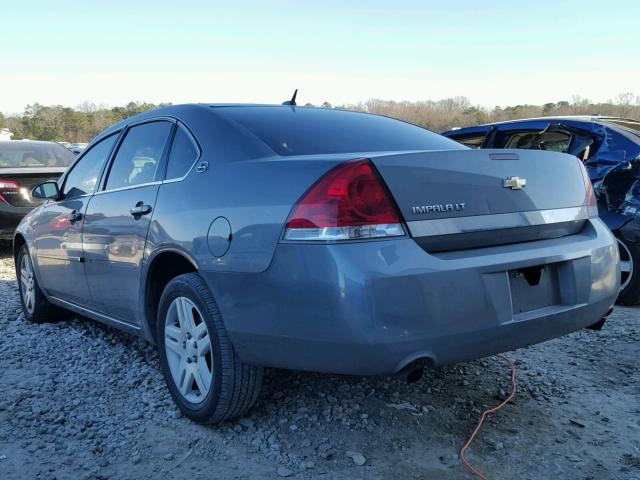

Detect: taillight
[578, 161, 598, 218]
[283, 159, 405, 241]
[0, 180, 20, 190]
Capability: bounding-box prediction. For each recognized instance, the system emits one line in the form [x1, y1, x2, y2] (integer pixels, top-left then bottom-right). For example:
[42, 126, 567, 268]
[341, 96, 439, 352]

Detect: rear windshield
[602, 120, 640, 138]
[214, 106, 463, 156]
[0, 142, 75, 168]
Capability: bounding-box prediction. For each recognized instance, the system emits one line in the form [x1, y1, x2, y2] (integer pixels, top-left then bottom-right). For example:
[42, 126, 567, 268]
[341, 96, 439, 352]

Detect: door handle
[68, 210, 82, 222]
[130, 203, 152, 217]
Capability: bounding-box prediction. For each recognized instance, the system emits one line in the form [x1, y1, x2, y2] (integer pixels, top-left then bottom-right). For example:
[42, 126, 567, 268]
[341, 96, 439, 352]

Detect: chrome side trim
[406, 206, 589, 237]
[93, 180, 162, 195]
[48, 296, 142, 333]
[37, 254, 84, 263]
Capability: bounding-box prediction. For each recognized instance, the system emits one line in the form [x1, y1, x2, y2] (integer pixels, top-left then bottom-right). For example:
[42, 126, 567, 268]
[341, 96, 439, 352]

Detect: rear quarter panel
[148, 156, 344, 273]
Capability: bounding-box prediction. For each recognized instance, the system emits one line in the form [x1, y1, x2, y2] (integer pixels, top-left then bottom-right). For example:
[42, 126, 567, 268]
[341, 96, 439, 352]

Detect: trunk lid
[369, 149, 589, 252]
[0, 167, 65, 208]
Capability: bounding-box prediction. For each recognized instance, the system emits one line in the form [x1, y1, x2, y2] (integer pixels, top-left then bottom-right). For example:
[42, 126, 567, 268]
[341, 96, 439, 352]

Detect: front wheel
[156, 273, 263, 424]
[615, 234, 640, 305]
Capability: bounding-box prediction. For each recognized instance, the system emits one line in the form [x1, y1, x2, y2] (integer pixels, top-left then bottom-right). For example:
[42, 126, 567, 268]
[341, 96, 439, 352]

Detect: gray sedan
[13, 104, 619, 423]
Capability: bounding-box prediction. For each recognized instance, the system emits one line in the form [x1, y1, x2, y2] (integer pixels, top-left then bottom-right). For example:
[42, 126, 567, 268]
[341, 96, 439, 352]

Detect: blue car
[443, 116, 640, 305]
[14, 105, 618, 423]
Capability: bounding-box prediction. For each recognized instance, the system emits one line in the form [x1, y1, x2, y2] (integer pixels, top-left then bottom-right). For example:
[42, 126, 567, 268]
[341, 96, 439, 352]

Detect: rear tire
[16, 245, 60, 323]
[615, 233, 640, 305]
[156, 273, 263, 424]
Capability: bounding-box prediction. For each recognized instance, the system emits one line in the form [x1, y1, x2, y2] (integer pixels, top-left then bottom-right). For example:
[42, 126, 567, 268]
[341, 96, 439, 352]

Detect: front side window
[105, 121, 172, 191]
[62, 134, 118, 199]
[166, 125, 198, 180]
[505, 131, 571, 153]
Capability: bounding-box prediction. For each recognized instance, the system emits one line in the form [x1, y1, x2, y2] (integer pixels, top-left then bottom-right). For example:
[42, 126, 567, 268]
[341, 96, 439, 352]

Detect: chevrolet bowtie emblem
[504, 176, 526, 190]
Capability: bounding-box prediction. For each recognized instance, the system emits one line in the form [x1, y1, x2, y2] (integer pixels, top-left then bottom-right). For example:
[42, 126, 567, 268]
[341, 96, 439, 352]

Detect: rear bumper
[204, 218, 619, 375]
[0, 202, 31, 240]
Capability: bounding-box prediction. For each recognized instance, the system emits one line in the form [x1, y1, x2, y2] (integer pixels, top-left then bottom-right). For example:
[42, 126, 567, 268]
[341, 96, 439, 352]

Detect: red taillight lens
[284, 159, 405, 241]
[578, 161, 598, 218]
[0, 180, 20, 190]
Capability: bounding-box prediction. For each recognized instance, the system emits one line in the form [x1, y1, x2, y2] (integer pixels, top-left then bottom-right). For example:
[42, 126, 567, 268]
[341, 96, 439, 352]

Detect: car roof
[94, 103, 396, 145]
[96, 103, 324, 135]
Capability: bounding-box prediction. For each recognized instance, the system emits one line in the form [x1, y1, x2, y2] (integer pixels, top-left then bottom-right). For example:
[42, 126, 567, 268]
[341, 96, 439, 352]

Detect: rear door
[33, 133, 119, 306]
[83, 120, 174, 325]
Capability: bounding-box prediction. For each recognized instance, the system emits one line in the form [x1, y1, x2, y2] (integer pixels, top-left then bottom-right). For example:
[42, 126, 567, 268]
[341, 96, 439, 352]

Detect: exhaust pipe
[394, 364, 424, 384]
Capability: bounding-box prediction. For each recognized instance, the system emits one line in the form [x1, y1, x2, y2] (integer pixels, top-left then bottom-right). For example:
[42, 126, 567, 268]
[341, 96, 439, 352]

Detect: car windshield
[214, 106, 463, 156]
[0, 142, 76, 168]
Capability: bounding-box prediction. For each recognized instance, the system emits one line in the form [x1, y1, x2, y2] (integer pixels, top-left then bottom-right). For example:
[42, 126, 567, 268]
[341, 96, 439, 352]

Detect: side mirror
[32, 181, 60, 200]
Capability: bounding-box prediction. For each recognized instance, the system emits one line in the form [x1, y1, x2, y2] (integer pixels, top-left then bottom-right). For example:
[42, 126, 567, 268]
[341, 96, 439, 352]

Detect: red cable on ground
[460, 354, 517, 480]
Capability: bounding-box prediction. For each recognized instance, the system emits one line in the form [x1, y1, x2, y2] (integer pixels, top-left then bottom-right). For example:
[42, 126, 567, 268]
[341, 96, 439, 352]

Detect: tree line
[333, 92, 640, 132]
[0, 101, 171, 143]
[1, 94, 639, 143]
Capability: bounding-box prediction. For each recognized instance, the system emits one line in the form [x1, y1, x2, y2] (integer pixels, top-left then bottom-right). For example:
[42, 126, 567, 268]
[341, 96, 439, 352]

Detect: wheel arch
[13, 232, 26, 262]
[142, 248, 199, 343]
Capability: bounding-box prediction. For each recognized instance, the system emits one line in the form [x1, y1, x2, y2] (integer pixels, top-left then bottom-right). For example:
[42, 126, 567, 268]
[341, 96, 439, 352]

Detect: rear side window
[214, 106, 463, 156]
[505, 131, 571, 153]
[63, 134, 118, 199]
[451, 134, 486, 149]
[105, 121, 172, 190]
[166, 125, 198, 180]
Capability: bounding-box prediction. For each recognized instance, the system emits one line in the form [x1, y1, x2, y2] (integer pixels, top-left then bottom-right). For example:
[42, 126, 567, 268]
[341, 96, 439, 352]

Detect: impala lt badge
[504, 176, 526, 190]
[411, 203, 465, 214]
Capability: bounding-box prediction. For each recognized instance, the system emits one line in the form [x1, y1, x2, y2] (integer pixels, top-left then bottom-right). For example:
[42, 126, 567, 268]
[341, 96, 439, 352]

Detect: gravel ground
[0, 243, 638, 480]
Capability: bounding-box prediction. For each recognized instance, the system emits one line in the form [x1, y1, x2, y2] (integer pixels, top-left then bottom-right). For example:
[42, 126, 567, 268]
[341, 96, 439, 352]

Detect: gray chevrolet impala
[13, 104, 619, 423]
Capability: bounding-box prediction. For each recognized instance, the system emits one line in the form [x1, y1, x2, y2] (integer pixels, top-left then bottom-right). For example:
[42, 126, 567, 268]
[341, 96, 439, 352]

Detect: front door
[34, 133, 119, 306]
[33, 197, 91, 305]
[83, 120, 173, 325]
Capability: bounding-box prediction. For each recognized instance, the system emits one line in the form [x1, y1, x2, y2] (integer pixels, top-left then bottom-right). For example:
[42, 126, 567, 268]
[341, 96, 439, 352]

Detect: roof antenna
[282, 89, 298, 106]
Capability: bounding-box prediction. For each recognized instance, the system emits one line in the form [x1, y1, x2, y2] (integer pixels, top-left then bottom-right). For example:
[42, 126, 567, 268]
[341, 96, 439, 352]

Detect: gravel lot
[0, 243, 638, 480]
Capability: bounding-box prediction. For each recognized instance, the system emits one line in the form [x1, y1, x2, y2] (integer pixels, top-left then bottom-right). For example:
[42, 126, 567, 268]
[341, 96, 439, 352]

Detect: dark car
[443, 116, 640, 304]
[0, 141, 76, 241]
[66, 143, 89, 155]
[14, 105, 618, 423]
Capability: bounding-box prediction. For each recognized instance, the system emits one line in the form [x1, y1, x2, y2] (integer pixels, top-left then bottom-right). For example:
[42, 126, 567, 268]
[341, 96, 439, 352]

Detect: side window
[451, 134, 486, 149]
[166, 125, 199, 180]
[105, 121, 172, 191]
[505, 131, 571, 153]
[62, 134, 118, 199]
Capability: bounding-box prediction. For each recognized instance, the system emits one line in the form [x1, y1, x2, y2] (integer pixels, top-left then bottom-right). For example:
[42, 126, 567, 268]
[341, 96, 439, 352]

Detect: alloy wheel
[20, 254, 36, 314]
[164, 297, 213, 404]
[617, 238, 633, 292]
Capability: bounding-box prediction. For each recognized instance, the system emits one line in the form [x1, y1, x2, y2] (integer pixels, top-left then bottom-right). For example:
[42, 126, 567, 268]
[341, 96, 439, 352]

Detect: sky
[2, 0, 639, 114]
